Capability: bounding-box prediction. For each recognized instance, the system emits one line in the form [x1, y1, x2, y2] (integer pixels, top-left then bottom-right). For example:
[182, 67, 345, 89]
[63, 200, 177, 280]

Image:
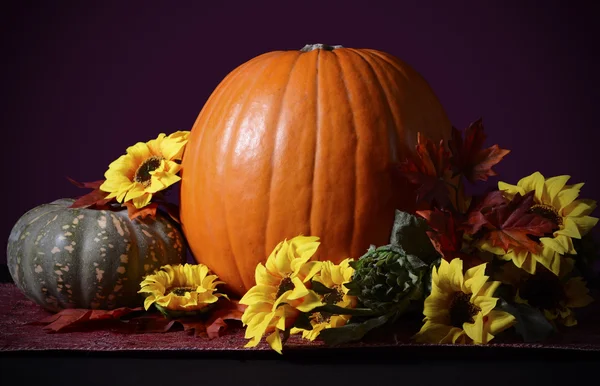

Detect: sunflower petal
[556, 183, 583, 211]
[485, 310, 516, 335]
[543, 175, 570, 203]
[266, 331, 283, 354]
[562, 199, 597, 217]
[413, 321, 455, 344]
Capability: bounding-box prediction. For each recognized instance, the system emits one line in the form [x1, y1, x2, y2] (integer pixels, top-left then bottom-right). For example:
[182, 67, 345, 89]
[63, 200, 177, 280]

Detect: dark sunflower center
[134, 156, 163, 185]
[323, 286, 344, 305]
[311, 312, 331, 324]
[449, 292, 480, 328]
[167, 287, 195, 296]
[529, 204, 562, 227]
[519, 270, 565, 310]
[276, 277, 294, 298]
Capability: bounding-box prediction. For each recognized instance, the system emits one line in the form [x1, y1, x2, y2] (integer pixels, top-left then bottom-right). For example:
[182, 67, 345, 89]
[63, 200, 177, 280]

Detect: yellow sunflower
[414, 258, 516, 345]
[487, 172, 598, 275]
[239, 235, 324, 354]
[100, 131, 190, 208]
[292, 258, 357, 341]
[514, 259, 593, 327]
[138, 263, 226, 316]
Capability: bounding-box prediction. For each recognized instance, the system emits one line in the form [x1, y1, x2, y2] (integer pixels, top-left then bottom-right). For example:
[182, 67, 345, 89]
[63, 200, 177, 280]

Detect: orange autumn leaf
[204, 299, 247, 339]
[123, 201, 159, 220]
[396, 132, 453, 209]
[33, 307, 142, 332]
[467, 191, 557, 254]
[67, 177, 115, 209]
[448, 119, 510, 183]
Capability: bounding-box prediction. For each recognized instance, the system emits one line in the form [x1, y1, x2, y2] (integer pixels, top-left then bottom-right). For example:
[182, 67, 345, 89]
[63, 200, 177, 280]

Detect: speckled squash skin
[7, 199, 186, 312]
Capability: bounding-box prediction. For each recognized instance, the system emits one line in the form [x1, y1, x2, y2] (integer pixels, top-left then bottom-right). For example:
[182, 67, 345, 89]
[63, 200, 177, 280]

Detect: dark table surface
[1, 263, 599, 386]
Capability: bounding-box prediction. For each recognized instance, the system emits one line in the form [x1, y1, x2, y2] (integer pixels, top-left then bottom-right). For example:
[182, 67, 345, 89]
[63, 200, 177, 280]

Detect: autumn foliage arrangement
[24, 120, 599, 353]
[236, 119, 599, 352]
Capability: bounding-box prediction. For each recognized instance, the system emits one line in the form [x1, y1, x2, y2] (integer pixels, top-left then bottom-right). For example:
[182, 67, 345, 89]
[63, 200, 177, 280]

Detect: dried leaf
[417, 208, 463, 260]
[448, 119, 510, 183]
[125, 314, 177, 333]
[464, 190, 508, 234]
[34, 307, 142, 332]
[204, 299, 246, 339]
[177, 319, 207, 338]
[416, 209, 483, 268]
[469, 191, 557, 253]
[67, 177, 115, 209]
[66, 177, 104, 190]
[396, 133, 453, 209]
[123, 202, 158, 220]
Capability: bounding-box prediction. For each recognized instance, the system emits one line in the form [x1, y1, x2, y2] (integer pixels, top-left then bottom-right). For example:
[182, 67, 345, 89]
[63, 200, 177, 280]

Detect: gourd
[7, 199, 186, 312]
[180, 44, 452, 297]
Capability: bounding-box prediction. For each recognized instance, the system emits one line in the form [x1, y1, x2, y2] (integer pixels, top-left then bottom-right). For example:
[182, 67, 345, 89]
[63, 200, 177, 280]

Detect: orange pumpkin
[180, 44, 451, 297]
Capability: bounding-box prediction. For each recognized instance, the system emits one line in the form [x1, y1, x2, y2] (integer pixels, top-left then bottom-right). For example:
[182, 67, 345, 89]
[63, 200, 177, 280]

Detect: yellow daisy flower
[239, 236, 324, 354]
[514, 260, 593, 327]
[100, 131, 190, 208]
[138, 263, 226, 316]
[293, 258, 357, 341]
[414, 258, 516, 345]
[492, 171, 598, 275]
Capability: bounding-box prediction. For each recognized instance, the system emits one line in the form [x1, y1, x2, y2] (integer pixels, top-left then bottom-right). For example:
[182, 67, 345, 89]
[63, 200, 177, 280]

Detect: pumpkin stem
[300, 43, 343, 52]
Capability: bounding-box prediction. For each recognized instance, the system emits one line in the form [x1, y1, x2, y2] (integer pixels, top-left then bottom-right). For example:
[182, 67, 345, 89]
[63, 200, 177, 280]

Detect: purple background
[2, 1, 599, 264]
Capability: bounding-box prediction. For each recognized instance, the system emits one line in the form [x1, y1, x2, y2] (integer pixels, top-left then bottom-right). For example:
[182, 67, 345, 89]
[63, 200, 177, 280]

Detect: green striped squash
[7, 198, 186, 312]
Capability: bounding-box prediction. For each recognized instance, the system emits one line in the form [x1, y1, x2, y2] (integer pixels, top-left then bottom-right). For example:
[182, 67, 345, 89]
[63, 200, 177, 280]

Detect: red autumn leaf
[66, 177, 104, 190]
[396, 132, 453, 209]
[471, 191, 557, 254]
[448, 119, 511, 183]
[204, 299, 246, 339]
[33, 307, 142, 332]
[123, 201, 159, 220]
[415, 209, 485, 269]
[417, 208, 464, 260]
[177, 319, 208, 338]
[123, 314, 177, 333]
[67, 177, 115, 209]
[464, 190, 508, 234]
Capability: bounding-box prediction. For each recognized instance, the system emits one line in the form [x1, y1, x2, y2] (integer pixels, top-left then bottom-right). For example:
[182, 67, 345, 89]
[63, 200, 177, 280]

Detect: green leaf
[292, 312, 314, 331]
[423, 258, 441, 298]
[497, 300, 554, 343]
[318, 312, 393, 346]
[389, 210, 438, 264]
[405, 253, 428, 271]
[311, 304, 381, 317]
[310, 280, 335, 295]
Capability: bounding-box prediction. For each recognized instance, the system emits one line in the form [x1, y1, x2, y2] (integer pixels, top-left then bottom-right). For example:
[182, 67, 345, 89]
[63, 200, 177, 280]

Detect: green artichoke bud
[345, 244, 428, 314]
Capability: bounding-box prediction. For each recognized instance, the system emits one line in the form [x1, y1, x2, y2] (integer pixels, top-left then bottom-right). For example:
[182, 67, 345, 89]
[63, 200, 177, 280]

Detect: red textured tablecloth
[1, 283, 600, 354]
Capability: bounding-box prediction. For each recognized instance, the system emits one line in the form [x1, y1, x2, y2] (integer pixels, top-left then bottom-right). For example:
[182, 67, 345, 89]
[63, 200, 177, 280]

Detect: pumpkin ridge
[263, 52, 303, 265]
[350, 49, 400, 164]
[182, 53, 271, 290]
[16, 206, 54, 307]
[308, 48, 321, 241]
[360, 50, 409, 161]
[117, 210, 141, 301]
[182, 54, 270, 224]
[365, 49, 412, 85]
[184, 58, 253, 173]
[221, 56, 283, 292]
[330, 49, 358, 259]
[75, 209, 94, 307]
[367, 49, 451, 149]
